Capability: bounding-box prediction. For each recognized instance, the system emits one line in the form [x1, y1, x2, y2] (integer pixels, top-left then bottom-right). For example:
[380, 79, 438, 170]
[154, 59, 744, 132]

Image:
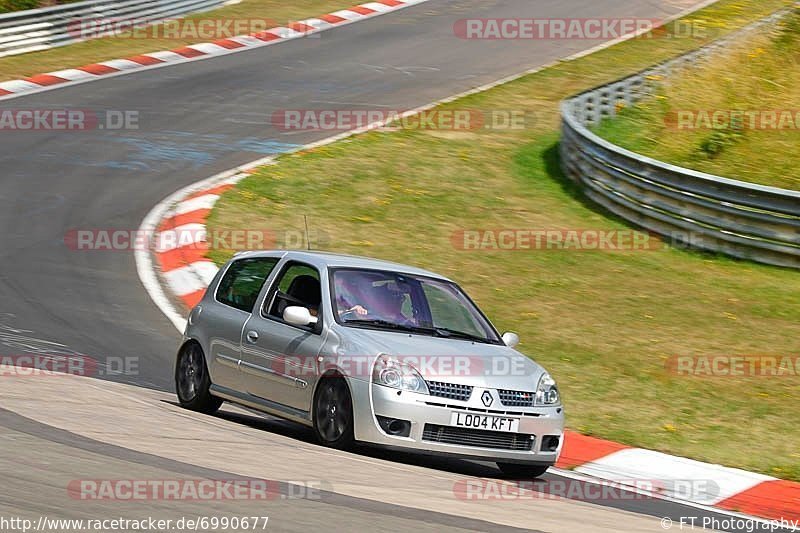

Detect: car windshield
[331, 268, 500, 343]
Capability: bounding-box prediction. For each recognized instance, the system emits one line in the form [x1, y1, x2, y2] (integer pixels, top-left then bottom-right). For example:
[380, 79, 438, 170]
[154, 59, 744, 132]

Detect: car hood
[329, 326, 547, 390]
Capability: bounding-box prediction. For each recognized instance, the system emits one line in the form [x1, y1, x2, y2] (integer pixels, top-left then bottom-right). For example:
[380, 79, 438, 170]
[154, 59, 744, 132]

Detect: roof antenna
[303, 215, 312, 251]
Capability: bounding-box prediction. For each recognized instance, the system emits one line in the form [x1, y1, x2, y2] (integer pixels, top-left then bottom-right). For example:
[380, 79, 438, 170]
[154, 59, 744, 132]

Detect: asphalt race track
[0, 1, 785, 531]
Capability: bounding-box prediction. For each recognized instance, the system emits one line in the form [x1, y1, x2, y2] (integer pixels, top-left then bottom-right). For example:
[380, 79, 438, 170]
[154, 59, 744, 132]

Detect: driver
[335, 274, 370, 317]
[365, 285, 409, 323]
[341, 283, 414, 326]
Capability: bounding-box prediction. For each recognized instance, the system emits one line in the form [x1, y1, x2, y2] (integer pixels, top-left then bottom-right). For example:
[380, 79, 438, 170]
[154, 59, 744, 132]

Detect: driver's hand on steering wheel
[344, 304, 368, 316]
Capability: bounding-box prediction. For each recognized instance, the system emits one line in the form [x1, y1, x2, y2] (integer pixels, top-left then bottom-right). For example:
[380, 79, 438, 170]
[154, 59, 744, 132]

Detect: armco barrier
[560, 8, 800, 269]
[0, 0, 228, 58]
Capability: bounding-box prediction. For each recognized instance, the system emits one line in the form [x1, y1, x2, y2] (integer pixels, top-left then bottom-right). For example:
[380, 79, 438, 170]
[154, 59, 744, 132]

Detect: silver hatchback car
[175, 250, 564, 477]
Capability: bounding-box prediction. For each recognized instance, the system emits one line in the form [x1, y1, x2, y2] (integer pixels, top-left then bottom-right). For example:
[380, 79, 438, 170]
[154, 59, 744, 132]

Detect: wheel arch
[175, 337, 203, 369]
[311, 368, 354, 410]
[311, 368, 360, 446]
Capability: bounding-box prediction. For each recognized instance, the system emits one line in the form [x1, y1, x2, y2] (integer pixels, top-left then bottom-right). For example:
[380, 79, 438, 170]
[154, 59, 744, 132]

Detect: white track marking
[361, 3, 395, 12]
[162, 261, 219, 296]
[98, 59, 143, 71]
[576, 448, 775, 505]
[265, 26, 303, 39]
[154, 223, 207, 253]
[328, 10, 367, 21]
[143, 50, 186, 62]
[173, 194, 220, 216]
[227, 35, 263, 46]
[298, 18, 333, 31]
[185, 43, 229, 55]
[45, 69, 95, 81]
[0, 79, 43, 92]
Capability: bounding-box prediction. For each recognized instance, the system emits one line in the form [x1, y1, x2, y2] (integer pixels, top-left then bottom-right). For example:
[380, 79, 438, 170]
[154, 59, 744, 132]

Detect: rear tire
[175, 342, 222, 414]
[313, 376, 355, 449]
[496, 463, 550, 479]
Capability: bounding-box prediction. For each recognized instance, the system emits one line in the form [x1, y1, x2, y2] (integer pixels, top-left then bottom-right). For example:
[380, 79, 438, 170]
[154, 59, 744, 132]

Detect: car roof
[235, 250, 452, 281]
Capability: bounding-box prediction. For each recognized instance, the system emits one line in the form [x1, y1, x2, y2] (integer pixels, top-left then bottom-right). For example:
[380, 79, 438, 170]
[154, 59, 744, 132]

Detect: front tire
[313, 376, 355, 449]
[175, 342, 222, 414]
[496, 463, 550, 479]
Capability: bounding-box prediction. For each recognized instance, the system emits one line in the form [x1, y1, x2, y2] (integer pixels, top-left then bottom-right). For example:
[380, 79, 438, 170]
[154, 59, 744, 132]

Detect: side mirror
[502, 331, 520, 348]
[283, 306, 318, 327]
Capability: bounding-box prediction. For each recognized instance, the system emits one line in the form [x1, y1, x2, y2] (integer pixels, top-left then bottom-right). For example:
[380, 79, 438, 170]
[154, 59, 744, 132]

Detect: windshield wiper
[343, 319, 435, 334]
[431, 327, 491, 343]
[343, 319, 492, 343]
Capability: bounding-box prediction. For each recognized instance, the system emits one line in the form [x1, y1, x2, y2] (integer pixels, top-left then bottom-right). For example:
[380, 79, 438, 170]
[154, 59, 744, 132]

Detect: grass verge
[593, 7, 800, 190]
[0, 0, 351, 82]
[208, 0, 800, 479]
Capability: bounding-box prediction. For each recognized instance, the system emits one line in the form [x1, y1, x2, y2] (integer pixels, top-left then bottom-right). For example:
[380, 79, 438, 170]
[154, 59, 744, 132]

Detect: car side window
[216, 257, 279, 312]
[265, 262, 322, 322]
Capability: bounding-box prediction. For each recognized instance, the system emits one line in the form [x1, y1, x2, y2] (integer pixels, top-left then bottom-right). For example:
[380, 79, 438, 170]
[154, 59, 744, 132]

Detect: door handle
[246, 330, 259, 343]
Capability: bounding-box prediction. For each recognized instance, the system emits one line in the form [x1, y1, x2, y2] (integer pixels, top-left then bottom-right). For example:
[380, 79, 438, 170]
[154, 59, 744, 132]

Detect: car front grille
[422, 424, 534, 451]
[498, 389, 535, 407]
[427, 381, 472, 402]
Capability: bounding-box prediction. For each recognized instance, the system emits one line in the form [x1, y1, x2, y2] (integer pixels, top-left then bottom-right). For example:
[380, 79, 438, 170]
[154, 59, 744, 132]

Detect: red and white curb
[558, 431, 800, 522]
[152, 171, 251, 310]
[137, 155, 273, 332]
[0, 0, 428, 101]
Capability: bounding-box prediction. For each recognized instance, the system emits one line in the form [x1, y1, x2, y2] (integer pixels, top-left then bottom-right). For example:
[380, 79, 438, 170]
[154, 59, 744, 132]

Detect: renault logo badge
[481, 390, 493, 407]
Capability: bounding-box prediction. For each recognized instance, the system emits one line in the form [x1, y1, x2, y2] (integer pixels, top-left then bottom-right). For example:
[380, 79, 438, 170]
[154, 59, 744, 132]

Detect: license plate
[450, 412, 520, 432]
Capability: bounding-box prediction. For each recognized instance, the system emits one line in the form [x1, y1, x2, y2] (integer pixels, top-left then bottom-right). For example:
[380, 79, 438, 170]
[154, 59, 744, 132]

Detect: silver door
[240, 314, 326, 414]
[202, 256, 281, 392]
[203, 302, 248, 391]
[239, 261, 325, 414]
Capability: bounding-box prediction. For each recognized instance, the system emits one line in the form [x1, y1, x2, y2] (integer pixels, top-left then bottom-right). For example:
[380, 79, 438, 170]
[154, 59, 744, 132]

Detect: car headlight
[535, 372, 560, 406]
[372, 355, 429, 394]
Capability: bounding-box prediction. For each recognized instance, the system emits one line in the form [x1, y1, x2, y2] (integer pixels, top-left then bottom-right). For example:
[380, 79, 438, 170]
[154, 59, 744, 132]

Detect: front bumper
[353, 382, 564, 465]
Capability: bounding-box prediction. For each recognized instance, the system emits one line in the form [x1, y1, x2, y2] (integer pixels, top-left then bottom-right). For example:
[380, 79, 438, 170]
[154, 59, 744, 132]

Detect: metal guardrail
[560, 9, 800, 269]
[0, 0, 227, 58]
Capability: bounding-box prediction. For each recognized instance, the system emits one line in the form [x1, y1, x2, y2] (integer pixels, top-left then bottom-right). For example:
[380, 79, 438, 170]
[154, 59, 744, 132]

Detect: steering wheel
[339, 309, 359, 321]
